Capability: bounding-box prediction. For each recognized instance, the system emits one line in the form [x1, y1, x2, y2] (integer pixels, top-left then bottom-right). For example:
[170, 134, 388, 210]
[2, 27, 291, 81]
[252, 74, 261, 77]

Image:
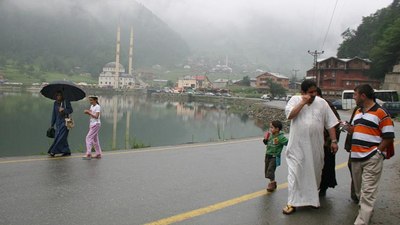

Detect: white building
[98, 62, 135, 88]
[213, 79, 229, 88]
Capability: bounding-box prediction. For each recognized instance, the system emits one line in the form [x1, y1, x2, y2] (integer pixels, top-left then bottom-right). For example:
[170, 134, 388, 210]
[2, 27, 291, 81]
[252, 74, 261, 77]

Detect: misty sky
[138, 0, 393, 75]
[1, 0, 394, 76]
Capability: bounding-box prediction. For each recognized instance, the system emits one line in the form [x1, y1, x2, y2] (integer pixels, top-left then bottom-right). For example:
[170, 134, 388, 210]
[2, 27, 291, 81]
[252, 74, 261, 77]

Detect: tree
[166, 80, 175, 88]
[242, 76, 251, 86]
[337, 1, 400, 78]
[369, 18, 400, 78]
[341, 28, 356, 41]
[337, 28, 357, 58]
[266, 78, 286, 97]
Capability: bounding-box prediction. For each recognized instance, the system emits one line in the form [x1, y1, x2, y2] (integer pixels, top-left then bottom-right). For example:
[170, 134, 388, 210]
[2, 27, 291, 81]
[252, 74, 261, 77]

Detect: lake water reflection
[0, 91, 264, 157]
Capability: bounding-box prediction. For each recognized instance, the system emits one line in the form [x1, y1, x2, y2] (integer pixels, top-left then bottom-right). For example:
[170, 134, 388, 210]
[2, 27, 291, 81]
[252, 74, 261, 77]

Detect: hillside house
[213, 79, 229, 88]
[256, 72, 289, 89]
[306, 56, 381, 96]
[177, 75, 212, 90]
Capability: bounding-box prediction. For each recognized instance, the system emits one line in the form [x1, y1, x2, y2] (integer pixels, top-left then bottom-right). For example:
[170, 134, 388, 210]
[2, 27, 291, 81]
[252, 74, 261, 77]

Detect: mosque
[98, 26, 145, 89]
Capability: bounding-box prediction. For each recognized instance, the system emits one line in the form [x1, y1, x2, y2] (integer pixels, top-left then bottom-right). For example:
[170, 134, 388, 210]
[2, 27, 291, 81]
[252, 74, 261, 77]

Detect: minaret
[112, 96, 118, 149]
[125, 110, 131, 149]
[114, 25, 121, 89]
[128, 26, 134, 75]
[225, 55, 228, 66]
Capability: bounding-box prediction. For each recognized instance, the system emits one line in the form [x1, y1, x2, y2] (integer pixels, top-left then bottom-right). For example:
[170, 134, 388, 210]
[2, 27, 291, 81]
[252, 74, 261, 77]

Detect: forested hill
[337, 0, 400, 79]
[0, 0, 190, 76]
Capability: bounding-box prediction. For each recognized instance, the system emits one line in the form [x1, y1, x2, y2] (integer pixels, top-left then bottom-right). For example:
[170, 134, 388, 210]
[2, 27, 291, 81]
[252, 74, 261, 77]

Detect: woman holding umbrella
[48, 91, 73, 157]
[41, 80, 86, 157]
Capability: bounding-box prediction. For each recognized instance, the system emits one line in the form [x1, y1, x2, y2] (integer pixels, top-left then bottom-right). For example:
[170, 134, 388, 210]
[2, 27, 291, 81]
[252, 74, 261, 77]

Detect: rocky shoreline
[228, 100, 290, 133]
[150, 93, 289, 132]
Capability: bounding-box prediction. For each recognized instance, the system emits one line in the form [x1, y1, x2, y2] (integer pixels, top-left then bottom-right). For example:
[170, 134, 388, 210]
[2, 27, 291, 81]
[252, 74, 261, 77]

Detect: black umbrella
[40, 80, 86, 101]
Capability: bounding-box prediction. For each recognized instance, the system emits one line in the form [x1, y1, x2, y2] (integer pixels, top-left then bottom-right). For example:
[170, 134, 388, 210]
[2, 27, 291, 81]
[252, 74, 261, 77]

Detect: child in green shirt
[263, 120, 288, 192]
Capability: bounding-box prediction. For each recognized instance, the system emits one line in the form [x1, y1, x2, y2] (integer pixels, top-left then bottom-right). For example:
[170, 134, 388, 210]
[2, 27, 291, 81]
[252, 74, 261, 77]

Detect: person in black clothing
[48, 91, 73, 157]
[316, 88, 341, 196]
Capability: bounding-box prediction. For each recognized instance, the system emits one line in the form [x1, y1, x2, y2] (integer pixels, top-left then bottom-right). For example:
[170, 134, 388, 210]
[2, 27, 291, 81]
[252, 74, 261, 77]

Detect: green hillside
[337, 0, 400, 78]
[0, 0, 190, 83]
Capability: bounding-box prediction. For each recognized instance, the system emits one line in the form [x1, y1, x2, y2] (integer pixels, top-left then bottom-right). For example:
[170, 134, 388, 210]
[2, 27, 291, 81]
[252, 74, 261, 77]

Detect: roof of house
[317, 56, 371, 63]
[214, 79, 229, 83]
[182, 75, 209, 81]
[193, 75, 207, 80]
[257, 72, 289, 79]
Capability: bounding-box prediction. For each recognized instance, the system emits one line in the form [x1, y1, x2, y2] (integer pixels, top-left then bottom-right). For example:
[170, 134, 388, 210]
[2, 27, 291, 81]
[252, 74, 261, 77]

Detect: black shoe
[48, 152, 55, 157]
[61, 152, 71, 157]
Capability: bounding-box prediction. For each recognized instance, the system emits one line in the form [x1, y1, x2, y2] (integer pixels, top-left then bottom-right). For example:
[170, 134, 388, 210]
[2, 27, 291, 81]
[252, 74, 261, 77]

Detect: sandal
[93, 155, 102, 159]
[82, 155, 92, 160]
[282, 205, 296, 215]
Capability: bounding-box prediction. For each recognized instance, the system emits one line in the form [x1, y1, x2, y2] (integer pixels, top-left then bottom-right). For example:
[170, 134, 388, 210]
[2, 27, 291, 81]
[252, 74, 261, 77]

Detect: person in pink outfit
[82, 96, 102, 160]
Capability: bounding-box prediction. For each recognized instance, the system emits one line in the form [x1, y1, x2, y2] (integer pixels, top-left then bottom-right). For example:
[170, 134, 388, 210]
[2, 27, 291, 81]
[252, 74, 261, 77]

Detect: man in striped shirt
[347, 84, 395, 225]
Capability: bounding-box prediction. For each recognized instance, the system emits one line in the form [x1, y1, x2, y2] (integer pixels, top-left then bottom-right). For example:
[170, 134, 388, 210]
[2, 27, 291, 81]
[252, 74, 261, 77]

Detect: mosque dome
[104, 62, 125, 70]
[103, 62, 126, 73]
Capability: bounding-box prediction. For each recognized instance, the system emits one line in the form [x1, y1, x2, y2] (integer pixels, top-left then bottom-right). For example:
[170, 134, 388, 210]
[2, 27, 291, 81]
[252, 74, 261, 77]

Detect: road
[0, 105, 399, 225]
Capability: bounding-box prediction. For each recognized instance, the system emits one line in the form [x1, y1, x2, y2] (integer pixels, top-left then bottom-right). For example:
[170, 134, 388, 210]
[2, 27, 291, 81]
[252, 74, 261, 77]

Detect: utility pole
[291, 69, 299, 90]
[308, 50, 324, 87]
[292, 69, 299, 81]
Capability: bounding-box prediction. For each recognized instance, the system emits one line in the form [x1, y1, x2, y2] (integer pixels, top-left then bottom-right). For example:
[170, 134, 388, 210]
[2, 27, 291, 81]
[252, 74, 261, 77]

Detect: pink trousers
[86, 124, 102, 156]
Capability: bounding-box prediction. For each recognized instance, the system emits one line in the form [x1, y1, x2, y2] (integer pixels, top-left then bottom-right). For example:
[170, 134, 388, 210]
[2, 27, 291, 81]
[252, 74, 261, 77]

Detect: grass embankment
[1, 63, 97, 84]
[229, 86, 261, 98]
[1, 63, 244, 86]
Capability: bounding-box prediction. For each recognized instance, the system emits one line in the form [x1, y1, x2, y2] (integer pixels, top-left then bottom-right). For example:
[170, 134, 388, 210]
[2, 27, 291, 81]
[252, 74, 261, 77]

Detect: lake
[0, 91, 264, 157]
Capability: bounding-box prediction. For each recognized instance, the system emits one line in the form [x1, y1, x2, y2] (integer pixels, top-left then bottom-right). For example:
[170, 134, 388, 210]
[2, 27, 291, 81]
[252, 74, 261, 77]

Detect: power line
[321, 0, 339, 50]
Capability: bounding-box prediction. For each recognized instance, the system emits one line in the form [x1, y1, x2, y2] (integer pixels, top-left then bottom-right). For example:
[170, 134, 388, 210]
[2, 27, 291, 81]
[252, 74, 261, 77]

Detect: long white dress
[285, 96, 338, 207]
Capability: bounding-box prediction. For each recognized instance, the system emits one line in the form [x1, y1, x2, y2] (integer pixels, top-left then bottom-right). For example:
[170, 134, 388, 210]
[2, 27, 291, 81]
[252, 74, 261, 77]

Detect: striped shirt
[351, 103, 395, 160]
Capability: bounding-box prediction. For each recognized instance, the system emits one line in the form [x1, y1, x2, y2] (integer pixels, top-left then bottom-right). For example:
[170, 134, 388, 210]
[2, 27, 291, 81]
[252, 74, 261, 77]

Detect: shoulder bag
[63, 101, 74, 130]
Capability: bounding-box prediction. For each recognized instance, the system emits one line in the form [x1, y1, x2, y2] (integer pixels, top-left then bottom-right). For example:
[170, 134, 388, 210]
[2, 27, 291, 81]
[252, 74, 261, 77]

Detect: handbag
[62, 101, 74, 130]
[46, 127, 55, 138]
[344, 133, 352, 152]
[65, 116, 74, 130]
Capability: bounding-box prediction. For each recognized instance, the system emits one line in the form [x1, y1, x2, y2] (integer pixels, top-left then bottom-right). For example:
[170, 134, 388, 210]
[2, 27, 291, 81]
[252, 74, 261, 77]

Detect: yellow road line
[145, 139, 400, 225]
[0, 138, 259, 165]
[2, 139, 398, 224]
[144, 162, 347, 225]
[144, 183, 289, 225]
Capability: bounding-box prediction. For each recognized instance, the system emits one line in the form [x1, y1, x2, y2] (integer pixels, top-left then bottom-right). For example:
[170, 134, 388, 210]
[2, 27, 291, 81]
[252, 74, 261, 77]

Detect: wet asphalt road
[1, 103, 399, 225]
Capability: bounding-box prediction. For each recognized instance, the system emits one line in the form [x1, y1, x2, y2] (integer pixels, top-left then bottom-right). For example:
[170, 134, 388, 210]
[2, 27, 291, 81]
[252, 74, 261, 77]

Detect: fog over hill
[0, 0, 393, 79]
[0, 0, 190, 75]
[139, 0, 392, 77]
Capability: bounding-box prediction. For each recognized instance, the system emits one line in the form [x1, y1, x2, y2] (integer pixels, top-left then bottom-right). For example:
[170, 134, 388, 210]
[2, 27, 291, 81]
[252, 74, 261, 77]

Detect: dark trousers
[265, 154, 276, 180]
[320, 146, 337, 190]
